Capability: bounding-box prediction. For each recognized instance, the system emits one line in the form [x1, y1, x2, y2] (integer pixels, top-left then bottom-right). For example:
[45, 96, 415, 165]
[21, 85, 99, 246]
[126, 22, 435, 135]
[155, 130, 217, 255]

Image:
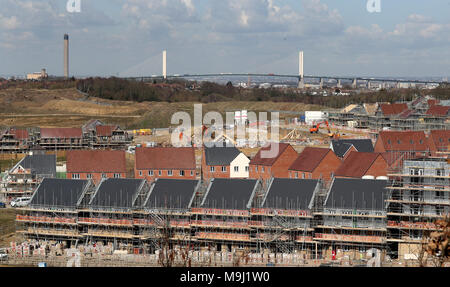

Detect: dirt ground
[0, 87, 325, 129]
[0, 209, 19, 248]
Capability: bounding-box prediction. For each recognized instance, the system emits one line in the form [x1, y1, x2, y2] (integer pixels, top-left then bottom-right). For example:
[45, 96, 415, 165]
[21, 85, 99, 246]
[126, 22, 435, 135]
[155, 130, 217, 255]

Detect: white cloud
[0, 14, 20, 30]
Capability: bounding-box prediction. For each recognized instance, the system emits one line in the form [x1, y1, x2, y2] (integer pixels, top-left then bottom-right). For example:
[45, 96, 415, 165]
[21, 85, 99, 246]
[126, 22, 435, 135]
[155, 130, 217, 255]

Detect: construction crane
[309, 120, 340, 138]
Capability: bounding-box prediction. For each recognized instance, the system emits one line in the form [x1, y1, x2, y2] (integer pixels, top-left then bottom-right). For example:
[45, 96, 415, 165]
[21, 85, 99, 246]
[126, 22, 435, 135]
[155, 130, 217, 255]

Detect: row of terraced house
[0, 119, 132, 152]
[12, 129, 450, 261]
[328, 96, 450, 131]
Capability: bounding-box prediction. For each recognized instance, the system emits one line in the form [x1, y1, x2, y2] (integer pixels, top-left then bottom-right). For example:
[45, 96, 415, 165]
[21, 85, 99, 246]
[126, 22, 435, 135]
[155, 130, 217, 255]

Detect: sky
[0, 0, 449, 78]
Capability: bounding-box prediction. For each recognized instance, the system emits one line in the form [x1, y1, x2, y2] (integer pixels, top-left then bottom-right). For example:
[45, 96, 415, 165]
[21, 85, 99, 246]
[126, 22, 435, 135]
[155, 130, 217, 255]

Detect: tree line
[1, 76, 449, 108]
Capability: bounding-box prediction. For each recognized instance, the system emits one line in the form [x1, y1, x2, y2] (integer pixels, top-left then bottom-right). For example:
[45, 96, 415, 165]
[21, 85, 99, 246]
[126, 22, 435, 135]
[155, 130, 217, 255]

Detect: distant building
[374, 131, 433, 158]
[27, 69, 48, 80]
[305, 111, 328, 125]
[66, 150, 127, 184]
[135, 147, 196, 182]
[202, 145, 249, 180]
[38, 127, 85, 150]
[428, 130, 450, 154]
[249, 143, 298, 181]
[334, 152, 388, 179]
[288, 147, 341, 182]
[330, 139, 374, 159]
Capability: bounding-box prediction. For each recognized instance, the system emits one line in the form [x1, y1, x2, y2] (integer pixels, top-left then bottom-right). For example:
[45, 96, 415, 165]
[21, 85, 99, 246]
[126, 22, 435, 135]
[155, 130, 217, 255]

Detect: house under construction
[15, 167, 449, 260]
[385, 157, 450, 260]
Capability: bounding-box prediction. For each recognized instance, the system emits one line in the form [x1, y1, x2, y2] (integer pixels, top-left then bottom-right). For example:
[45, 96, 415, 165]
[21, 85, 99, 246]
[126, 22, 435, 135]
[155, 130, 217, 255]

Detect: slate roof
[204, 146, 241, 166]
[30, 178, 89, 208]
[135, 147, 196, 170]
[262, 178, 318, 210]
[67, 150, 126, 173]
[145, 179, 199, 209]
[250, 143, 291, 166]
[334, 152, 386, 178]
[331, 139, 374, 158]
[324, 178, 388, 210]
[89, 178, 145, 209]
[202, 178, 258, 210]
[40, 128, 83, 138]
[289, 147, 330, 172]
[16, 154, 56, 177]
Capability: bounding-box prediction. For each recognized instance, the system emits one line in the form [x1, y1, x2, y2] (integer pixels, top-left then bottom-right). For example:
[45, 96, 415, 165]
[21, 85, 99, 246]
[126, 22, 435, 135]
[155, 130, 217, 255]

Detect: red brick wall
[134, 168, 196, 183]
[271, 145, 298, 178]
[289, 171, 312, 179]
[249, 145, 298, 180]
[201, 149, 230, 180]
[288, 151, 341, 182]
[249, 164, 272, 180]
[364, 155, 388, 178]
[67, 172, 126, 185]
[311, 151, 342, 182]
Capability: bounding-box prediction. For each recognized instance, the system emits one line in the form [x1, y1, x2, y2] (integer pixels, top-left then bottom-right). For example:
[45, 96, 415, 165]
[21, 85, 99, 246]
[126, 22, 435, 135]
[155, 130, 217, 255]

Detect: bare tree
[421, 215, 449, 267]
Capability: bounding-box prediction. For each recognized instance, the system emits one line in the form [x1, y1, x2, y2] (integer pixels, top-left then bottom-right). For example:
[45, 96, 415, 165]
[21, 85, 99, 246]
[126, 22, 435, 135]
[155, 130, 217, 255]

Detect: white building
[305, 111, 328, 125]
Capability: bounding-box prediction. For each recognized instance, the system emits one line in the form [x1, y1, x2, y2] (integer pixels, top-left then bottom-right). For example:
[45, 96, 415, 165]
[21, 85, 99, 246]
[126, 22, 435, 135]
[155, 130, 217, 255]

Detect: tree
[419, 215, 450, 267]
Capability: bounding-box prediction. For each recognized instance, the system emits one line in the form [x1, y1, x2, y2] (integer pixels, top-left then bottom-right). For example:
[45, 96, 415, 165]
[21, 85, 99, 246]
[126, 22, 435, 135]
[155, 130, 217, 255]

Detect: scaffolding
[385, 157, 450, 260]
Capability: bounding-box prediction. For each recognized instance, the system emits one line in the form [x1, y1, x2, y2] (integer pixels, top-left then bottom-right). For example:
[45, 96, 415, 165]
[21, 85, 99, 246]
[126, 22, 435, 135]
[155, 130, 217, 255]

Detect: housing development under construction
[1, 94, 449, 267]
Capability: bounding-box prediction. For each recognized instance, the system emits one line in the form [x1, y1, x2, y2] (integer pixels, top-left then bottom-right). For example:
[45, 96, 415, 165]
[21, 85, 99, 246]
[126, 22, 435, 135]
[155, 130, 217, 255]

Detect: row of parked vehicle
[0, 197, 31, 208]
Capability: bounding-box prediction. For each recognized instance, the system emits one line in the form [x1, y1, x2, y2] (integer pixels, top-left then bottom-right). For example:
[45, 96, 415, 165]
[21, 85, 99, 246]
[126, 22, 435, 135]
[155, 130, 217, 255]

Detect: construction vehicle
[309, 120, 340, 138]
[133, 129, 152, 136]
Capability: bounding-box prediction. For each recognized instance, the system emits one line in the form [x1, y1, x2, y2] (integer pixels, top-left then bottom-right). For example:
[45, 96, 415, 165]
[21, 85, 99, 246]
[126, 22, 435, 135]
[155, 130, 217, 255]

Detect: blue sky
[0, 0, 449, 78]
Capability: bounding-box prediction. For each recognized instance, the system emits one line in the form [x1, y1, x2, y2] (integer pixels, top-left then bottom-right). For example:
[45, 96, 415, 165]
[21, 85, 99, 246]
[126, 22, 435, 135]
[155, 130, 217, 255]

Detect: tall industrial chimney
[163, 50, 167, 79]
[298, 50, 304, 88]
[64, 34, 69, 79]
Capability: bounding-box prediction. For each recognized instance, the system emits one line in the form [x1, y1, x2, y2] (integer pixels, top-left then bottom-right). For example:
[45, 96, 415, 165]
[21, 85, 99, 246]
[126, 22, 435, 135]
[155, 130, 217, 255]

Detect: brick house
[330, 139, 374, 160]
[0, 128, 30, 152]
[426, 105, 450, 117]
[288, 147, 341, 182]
[202, 145, 250, 181]
[249, 143, 298, 181]
[135, 147, 196, 182]
[374, 131, 434, 158]
[39, 127, 85, 149]
[334, 151, 388, 179]
[377, 103, 408, 117]
[93, 125, 132, 149]
[66, 150, 126, 184]
[428, 130, 450, 154]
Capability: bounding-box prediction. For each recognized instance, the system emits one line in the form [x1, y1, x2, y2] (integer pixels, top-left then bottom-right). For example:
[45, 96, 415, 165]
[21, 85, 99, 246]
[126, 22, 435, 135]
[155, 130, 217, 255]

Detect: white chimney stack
[163, 50, 167, 79]
[299, 50, 304, 78]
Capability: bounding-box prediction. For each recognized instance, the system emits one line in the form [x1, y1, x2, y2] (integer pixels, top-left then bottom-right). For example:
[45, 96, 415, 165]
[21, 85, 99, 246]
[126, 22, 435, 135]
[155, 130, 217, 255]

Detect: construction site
[0, 94, 449, 267]
[5, 156, 448, 267]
